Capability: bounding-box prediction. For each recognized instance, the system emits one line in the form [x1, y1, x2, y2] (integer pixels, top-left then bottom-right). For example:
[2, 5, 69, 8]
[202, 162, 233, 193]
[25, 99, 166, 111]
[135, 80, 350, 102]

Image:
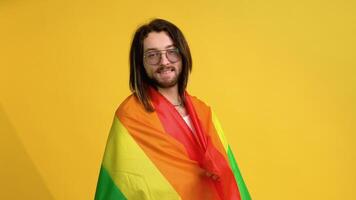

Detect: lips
[155, 67, 176, 81]
[150, 66, 179, 88]
[157, 67, 175, 74]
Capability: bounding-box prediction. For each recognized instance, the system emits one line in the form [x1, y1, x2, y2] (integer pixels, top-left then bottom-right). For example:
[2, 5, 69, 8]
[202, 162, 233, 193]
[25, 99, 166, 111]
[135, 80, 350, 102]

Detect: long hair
[129, 18, 192, 112]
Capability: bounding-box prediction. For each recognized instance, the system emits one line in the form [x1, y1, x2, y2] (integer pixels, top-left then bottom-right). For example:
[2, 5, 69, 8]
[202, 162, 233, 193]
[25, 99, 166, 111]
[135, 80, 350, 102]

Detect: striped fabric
[95, 89, 251, 200]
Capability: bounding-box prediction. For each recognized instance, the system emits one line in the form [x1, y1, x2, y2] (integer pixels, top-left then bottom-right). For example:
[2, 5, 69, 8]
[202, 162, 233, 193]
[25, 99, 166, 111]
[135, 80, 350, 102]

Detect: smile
[157, 67, 175, 74]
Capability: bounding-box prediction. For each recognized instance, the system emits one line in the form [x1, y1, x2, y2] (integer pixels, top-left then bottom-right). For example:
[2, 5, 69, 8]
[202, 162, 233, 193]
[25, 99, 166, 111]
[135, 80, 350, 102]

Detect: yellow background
[0, 0, 355, 199]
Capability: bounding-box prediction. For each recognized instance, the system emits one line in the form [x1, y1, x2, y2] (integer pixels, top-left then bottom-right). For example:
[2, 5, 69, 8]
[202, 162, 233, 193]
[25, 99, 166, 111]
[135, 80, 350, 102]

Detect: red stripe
[149, 87, 241, 200]
[149, 87, 202, 161]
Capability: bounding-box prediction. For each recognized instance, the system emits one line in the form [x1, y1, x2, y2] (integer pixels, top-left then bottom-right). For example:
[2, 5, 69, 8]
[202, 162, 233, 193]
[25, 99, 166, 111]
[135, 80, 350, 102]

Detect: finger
[205, 171, 212, 177]
[211, 174, 220, 181]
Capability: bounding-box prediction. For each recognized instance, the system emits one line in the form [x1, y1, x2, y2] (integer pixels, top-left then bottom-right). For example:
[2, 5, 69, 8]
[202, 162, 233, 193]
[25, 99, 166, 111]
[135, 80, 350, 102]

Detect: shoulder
[188, 94, 212, 116]
[115, 93, 147, 117]
[189, 95, 208, 107]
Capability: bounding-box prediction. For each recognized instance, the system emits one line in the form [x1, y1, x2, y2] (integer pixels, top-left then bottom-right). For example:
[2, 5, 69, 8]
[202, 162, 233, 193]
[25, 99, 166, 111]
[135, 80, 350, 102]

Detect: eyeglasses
[144, 48, 181, 65]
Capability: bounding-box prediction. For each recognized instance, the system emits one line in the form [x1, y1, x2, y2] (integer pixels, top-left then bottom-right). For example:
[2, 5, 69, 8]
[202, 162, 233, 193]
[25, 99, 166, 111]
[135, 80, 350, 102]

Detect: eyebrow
[144, 44, 176, 52]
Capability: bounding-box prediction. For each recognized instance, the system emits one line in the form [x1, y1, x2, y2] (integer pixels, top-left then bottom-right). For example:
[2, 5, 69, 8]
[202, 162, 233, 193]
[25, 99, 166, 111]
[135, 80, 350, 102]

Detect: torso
[174, 104, 188, 117]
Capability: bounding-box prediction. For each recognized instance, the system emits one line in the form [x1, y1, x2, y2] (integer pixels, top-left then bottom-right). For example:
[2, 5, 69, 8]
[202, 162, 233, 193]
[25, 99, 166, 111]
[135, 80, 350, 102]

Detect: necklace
[173, 101, 183, 107]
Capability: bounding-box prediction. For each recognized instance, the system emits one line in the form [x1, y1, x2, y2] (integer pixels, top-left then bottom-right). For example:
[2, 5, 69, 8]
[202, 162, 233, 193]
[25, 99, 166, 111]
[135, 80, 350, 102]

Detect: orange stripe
[190, 96, 229, 161]
[101, 116, 180, 199]
[116, 95, 220, 200]
[190, 96, 242, 200]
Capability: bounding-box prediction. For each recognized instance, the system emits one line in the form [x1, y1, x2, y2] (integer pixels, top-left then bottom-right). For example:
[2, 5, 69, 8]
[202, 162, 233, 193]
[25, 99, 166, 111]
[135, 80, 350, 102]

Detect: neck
[157, 85, 181, 105]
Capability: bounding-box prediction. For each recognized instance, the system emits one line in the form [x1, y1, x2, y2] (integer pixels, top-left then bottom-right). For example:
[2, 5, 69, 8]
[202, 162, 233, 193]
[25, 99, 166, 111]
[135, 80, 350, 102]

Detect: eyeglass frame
[143, 48, 181, 65]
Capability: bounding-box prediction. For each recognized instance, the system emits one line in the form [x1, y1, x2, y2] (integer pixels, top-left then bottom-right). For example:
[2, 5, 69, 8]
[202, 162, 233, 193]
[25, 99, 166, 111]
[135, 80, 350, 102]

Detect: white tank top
[182, 115, 196, 133]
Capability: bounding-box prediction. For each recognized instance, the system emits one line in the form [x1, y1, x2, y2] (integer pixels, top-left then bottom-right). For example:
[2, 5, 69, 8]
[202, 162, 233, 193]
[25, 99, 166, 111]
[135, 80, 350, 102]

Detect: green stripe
[211, 110, 251, 199]
[227, 146, 251, 200]
[95, 166, 127, 200]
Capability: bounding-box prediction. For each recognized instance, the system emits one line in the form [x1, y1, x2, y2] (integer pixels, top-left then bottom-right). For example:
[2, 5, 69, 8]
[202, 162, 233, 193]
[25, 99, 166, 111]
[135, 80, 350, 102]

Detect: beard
[148, 66, 181, 89]
[149, 76, 179, 88]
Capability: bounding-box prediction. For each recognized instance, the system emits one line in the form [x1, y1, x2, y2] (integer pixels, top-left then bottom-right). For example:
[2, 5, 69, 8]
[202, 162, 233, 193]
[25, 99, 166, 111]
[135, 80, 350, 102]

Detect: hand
[204, 171, 220, 181]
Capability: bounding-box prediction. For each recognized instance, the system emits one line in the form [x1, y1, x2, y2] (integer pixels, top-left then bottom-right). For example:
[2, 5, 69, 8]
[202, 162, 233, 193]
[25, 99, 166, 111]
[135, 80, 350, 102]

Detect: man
[95, 19, 251, 200]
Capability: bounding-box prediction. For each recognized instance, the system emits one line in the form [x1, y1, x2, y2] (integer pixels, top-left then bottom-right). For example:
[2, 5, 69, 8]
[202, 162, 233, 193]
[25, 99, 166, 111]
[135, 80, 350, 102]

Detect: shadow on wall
[0, 104, 54, 200]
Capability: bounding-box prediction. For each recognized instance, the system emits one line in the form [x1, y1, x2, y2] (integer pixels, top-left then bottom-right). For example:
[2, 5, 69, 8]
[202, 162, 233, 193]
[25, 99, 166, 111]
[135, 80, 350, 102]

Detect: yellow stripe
[102, 116, 181, 200]
[211, 110, 228, 152]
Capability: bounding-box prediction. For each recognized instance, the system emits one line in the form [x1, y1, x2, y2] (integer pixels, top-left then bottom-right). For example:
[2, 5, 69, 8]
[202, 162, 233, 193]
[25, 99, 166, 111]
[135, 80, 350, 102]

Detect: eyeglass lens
[144, 49, 180, 65]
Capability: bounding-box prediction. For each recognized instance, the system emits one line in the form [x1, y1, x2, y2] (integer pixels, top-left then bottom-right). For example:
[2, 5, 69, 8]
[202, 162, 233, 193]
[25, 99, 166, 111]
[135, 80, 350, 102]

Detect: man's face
[143, 31, 182, 89]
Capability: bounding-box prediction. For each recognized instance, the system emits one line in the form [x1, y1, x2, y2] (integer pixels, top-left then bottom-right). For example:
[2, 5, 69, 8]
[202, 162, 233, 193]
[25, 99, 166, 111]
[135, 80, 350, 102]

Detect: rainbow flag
[95, 88, 251, 200]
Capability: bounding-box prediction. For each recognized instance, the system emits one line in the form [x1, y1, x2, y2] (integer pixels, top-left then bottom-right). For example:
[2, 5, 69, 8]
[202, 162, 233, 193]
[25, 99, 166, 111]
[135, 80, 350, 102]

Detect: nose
[159, 52, 170, 66]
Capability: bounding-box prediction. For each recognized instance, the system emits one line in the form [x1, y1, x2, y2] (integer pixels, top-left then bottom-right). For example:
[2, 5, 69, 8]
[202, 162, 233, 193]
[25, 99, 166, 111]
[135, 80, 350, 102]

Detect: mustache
[156, 66, 175, 73]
